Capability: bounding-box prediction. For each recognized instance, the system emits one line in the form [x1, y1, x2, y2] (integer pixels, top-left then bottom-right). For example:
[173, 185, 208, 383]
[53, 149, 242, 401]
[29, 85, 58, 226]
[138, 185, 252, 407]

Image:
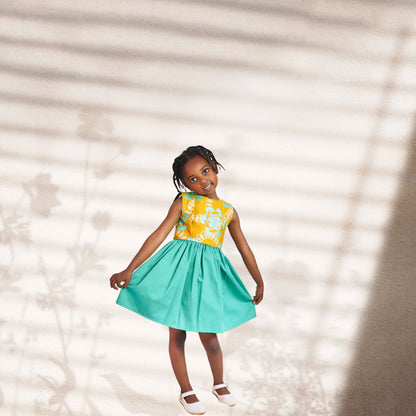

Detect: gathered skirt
[116, 239, 256, 333]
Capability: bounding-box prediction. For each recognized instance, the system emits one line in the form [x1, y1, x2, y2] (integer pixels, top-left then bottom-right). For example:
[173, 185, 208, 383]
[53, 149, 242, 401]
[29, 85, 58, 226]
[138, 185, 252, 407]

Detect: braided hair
[172, 145, 224, 199]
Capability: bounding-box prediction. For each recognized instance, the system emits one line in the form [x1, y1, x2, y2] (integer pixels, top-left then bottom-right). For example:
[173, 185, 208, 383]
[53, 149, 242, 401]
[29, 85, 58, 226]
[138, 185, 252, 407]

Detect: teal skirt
[116, 239, 256, 333]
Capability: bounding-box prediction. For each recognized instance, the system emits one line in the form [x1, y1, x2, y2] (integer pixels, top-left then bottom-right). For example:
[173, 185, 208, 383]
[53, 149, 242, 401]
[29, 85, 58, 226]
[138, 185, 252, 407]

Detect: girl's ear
[211, 162, 218, 173]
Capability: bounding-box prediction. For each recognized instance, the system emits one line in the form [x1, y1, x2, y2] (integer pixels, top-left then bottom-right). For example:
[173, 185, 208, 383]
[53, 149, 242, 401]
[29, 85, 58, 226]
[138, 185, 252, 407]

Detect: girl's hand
[253, 285, 264, 305]
[110, 269, 132, 290]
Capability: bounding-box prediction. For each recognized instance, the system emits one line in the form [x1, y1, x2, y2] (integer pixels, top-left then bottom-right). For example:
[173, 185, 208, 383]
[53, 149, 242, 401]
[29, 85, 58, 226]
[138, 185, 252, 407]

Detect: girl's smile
[182, 156, 219, 199]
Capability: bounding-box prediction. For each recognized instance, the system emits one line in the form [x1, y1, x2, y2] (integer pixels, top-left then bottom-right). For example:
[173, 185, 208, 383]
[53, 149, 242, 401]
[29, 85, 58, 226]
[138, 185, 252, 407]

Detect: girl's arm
[110, 197, 182, 290]
[228, 208, 264, 304]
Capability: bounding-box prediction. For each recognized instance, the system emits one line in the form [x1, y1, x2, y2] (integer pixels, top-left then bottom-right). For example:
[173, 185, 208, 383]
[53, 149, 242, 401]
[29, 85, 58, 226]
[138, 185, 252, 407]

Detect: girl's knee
[199, 333, 220, 355]
[169, 327, 187, 349]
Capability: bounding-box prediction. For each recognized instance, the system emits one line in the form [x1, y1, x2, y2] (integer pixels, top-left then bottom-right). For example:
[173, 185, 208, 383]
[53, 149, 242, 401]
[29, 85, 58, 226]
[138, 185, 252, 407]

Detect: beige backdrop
[1, 1, 416, 415]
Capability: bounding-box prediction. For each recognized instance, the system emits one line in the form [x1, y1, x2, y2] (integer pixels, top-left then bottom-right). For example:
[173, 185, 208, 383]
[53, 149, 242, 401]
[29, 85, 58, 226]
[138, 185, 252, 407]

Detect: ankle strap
[181, 390, 196, 398]
[213, 383, 227, 389]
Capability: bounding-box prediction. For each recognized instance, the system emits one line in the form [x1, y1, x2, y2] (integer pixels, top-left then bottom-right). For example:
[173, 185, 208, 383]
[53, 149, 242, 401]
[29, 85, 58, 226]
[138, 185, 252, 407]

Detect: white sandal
[212, 383, 237, 407]
[178, 390, 207, 415]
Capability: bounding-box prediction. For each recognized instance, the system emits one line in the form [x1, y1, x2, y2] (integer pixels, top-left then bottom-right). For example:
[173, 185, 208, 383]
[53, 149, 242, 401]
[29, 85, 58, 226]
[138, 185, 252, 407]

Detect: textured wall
[1, 1, 415, 415]
[338, 130, 416, 415]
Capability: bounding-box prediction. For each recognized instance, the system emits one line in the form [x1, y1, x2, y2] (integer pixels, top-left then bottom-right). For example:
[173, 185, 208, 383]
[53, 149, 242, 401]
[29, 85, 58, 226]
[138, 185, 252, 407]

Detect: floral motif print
[173, 192, 233, 248]
[201, 207, 226, 236]
[176, 213, 190, 231]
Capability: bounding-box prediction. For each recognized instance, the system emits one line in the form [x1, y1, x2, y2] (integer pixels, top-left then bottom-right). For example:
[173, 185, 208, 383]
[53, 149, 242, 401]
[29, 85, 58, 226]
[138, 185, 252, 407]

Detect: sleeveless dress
[116, 191, 256, 333]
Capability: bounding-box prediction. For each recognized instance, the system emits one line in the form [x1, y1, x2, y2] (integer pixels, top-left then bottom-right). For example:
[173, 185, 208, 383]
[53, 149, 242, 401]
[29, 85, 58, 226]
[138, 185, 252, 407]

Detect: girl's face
[182, 156, 219, 199]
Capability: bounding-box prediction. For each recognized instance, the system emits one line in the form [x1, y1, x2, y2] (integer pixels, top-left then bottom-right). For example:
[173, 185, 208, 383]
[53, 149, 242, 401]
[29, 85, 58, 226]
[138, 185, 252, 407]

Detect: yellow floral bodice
[173, 192, 234, 248]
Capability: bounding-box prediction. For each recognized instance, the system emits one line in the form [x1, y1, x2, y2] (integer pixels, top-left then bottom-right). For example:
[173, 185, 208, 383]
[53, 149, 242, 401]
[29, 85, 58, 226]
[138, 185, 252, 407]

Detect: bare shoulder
[228, 207, 243, 235]
[169, 195, 182, 215]
[230, 206, 240, 225]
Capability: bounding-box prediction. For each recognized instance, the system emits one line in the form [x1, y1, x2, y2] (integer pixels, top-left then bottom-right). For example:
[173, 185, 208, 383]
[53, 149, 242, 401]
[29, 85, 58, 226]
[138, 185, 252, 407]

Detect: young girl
[110, 145, 264, 415]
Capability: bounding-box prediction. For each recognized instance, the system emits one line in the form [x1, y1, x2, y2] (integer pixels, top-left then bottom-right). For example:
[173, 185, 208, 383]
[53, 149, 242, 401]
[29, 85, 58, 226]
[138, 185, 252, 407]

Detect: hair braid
[172, 145, 224, 196]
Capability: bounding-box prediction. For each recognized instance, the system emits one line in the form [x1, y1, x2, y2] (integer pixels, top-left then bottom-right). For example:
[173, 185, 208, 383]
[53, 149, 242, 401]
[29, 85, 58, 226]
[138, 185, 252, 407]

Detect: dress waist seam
[172, 238, 222, 250]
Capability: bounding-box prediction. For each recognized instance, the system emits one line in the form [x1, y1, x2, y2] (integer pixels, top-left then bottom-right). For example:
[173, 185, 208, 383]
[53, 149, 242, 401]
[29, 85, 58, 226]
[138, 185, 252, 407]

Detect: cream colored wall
[1, 1, 415, 415]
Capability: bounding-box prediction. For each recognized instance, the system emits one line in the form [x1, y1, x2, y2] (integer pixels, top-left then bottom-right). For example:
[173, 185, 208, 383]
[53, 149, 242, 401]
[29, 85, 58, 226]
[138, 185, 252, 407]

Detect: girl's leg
[198, 332, 230, 395]
[168, 327, 199, 403]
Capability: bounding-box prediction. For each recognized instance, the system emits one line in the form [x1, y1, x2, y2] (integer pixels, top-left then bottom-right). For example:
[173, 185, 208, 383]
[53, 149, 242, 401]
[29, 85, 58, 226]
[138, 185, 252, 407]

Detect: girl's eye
[202, 168, 209, 174]
[189, 177, 197, 183]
